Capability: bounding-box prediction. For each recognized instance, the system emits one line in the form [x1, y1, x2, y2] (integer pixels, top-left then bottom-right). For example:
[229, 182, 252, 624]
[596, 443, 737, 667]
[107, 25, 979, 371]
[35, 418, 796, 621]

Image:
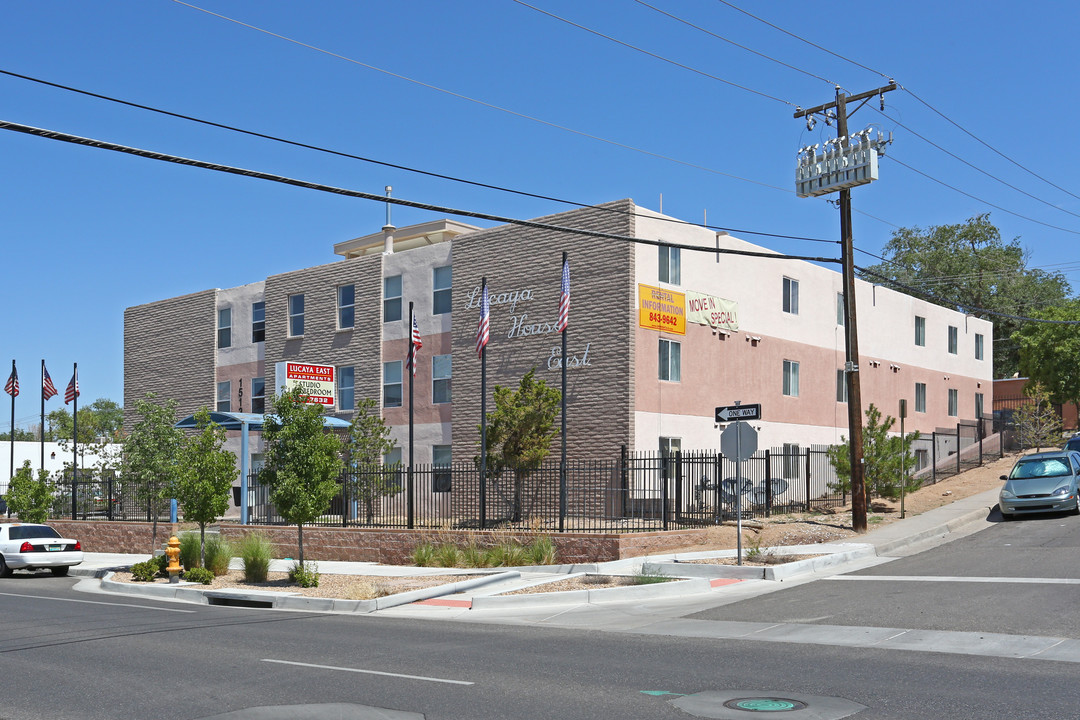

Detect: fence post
[661, 453, 669, 532]
[931, 433, 938, 484]
[713, 453, 722, 524]
[763, 449, 772, 518]
[805, 447, 812, 513]
[978, 422, 984, 465]
[107, 473, 114, 522]
[956, 423, 962, 475]
[341, 472, 348, 528]
[674, 451, 683, 526]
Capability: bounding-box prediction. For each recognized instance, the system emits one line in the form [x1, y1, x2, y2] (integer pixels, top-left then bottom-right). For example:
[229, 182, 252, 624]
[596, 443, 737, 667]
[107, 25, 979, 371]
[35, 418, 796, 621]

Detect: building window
[782, 443, 801, 479]
[836, 292, 845, 326]
[384, 275, 402, 323]
[383, 446, 404, 493]
[432, 444, 452, 493]
[658, 339, 681, 382]
[783, 277, 799, 315]
[948, 388, 958, 417]
[252, 301, 265, 343]
[915, 382, 927, 413]
[338, 284, 355, 330]
[384, 446, 402, 467]
[975, 333, 984, 360]
[659, 245, 681, 285]
[217, 308, 231, 349]
[216, 381, 231, 413]
[432, 354, 452, 404]
[660, 437, 681, 480]
[251, 377, 265, 414]
[975, 392, 984, 421]
[383, 361, 402, 408]
[836, 369, 847, 403]
[915, 316, 926, 346]
[433, 266, 452, 315]
[338, 366, 355, 412]
[915, 448, 929, 471]
[948, 325, 958, 354]
[288, 294, 304, 337]
[782, 360, 800, 397]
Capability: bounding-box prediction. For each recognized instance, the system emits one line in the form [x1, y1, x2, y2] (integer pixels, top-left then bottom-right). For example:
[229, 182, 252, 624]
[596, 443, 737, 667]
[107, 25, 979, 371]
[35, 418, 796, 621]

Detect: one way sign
[715, 403, 762, 423]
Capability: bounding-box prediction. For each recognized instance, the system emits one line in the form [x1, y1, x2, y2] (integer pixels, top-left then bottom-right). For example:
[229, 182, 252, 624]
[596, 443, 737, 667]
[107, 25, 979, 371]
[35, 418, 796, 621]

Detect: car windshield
[8, 525, 61, 540]
[1010, 458, 1073, 479]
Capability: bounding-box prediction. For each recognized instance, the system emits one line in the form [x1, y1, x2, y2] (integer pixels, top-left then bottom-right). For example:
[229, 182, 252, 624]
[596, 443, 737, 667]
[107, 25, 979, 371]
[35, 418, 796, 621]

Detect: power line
[0, 119, 843, 265]
[510, 0, 795, 106]
[0, 69, 837, 245]
[170, 0, 794, 194]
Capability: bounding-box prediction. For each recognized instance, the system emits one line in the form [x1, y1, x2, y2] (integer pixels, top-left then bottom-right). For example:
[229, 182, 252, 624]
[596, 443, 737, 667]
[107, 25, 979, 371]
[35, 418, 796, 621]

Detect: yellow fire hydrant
[166, 534, 182, 584]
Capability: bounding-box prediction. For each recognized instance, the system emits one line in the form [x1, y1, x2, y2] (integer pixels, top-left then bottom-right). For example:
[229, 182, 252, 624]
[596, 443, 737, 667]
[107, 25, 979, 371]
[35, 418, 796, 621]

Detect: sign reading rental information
[638, 284, 686, 334]
[274, 362, 336, 406]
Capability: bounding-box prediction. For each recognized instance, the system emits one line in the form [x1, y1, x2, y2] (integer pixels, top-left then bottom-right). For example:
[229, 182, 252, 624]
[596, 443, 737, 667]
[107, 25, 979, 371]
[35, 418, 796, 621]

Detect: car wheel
[1073, 495, 1080, 516]
[1000, 510, 1013, 521]
[0, 555, 11, 578]
[50, 566, 69, 577]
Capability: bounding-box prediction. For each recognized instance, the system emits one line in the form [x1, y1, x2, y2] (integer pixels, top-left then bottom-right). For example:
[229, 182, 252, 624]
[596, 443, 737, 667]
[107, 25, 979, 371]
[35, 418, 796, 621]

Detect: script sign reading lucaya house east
[274, 362, 336, 406]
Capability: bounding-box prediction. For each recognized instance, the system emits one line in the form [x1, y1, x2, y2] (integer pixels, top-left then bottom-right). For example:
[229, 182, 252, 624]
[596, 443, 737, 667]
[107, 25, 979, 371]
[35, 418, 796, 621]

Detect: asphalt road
[3, 512, 1080, 720]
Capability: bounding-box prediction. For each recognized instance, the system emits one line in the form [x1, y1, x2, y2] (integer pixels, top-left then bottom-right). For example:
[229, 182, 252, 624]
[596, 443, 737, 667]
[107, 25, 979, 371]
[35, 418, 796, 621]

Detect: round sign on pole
[721, 422, 758, 461]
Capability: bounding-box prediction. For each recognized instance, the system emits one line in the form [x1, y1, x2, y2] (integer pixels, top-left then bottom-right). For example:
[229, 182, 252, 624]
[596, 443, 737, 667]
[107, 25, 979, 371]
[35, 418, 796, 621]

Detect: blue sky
[2, 1, 1078, 429]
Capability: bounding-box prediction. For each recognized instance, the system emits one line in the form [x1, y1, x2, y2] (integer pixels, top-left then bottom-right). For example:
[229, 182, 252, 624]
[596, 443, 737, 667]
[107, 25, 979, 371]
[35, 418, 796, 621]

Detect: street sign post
[717, 404, 761, 565]
[715, 403, 762, 423]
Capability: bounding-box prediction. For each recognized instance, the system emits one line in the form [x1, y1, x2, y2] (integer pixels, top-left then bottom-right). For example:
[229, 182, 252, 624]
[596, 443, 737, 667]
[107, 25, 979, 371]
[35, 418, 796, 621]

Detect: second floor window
[384, 275, 402, 323]
[783, 277, 799, 315]
[251, 301, 265, 343]
[383, 361, 403, 408]
[433, 266, 452, 315]
[251, 377, 265, 414]
[915, 316, 926, 346]
[975, 333, 984, 360]
[338, 284, 355, 330]
[216, 380, 231, 413]
[836, 292, 845, 326]
[288, 294, 305, 337]
[915, 382, 927, 413]
[783, 360, 800, 397]
[338, 366, 355, 411]
[948, 325, 958, 354]
[659, 245, 681, 285]
[836, 369, 847, 403]
[658, 339, 681, 382]
[432, 354, 452, 404]
[948, 388, 959, 417]
[217, 308, 231, 349]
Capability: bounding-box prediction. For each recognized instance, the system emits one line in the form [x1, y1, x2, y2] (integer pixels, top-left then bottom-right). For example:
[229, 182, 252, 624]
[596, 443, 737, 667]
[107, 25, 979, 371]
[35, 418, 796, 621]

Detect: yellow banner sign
[638, 284, 686, 334]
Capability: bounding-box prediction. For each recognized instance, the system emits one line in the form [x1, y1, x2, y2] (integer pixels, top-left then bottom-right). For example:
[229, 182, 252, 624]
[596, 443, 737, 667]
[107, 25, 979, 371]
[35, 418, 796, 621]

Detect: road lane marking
[0, 591, 195, 612]
[261, 658, 474, 685]
[829, 576, 1080, 584]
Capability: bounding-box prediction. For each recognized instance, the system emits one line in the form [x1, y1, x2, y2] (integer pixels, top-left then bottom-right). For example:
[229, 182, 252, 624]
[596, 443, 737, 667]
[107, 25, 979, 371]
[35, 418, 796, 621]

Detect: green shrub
[461, 544, 491, 568]
[433, 543, 462, 568]
[204, 537, 232, 577]
[490, 542, 527, 567]
[238, 532, 273, 583]
[632, 567, 672, 585]
[289, 561, 319, 588]
[179, 533, 201, 570]
[525, 535, 557, 566]
[183, 567, 214, 585]
[131, 556, 167, 582]
[411, 542, 435, 567]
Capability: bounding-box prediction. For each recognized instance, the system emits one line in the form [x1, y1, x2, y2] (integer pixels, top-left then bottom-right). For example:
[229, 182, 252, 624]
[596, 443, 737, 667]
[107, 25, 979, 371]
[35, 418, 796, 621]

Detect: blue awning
[174, 411, 351, 430]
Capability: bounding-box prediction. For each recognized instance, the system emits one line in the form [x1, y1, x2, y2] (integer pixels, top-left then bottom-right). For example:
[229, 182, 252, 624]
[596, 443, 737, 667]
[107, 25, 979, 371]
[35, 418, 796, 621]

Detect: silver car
[999, 451, 1080, 519]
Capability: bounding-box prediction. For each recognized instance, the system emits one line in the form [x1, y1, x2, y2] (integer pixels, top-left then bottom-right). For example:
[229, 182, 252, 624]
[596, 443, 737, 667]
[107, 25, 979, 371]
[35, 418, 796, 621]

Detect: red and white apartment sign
[274, 362, 336, 406]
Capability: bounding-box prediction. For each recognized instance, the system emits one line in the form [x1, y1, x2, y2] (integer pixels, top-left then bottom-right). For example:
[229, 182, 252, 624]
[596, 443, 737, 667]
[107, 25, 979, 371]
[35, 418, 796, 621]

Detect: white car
[0, 523, 84, 577]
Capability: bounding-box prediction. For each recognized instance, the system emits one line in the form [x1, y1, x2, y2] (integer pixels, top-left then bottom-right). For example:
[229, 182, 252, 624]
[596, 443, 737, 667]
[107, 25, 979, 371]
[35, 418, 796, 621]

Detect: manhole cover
[724, 697, 807, 712]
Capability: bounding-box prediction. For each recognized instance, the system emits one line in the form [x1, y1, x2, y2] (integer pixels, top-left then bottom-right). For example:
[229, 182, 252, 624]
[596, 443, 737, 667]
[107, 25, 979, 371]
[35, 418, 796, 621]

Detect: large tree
[259, 387, 343, 568]
[172, 407, 237, 567]
[123, 393, 185, 551]
[47, 398, 124, 442]
[862, 214, 1071, 378]
[1013, 299, 1080, 408]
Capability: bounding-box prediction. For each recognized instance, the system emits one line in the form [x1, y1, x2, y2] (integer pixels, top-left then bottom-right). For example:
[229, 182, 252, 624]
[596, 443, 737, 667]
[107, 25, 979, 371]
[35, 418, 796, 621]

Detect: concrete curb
[869, 502, 994, 555]
[470, 576, 713, 610]
[641, 544, 876, 582]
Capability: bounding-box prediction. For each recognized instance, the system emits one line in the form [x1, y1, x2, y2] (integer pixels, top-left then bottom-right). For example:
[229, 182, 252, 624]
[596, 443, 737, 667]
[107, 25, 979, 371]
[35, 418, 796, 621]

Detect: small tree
[1013, 381, 1063, 451]
[829, 404, 921, 500]
[123, 393, 185, 552]
[477, 369, 562, 522]
[260, 387, 344, 568]
[344, 398, 398, 523]
[173, 408, 237, 567]
[5, 460, 54, 523]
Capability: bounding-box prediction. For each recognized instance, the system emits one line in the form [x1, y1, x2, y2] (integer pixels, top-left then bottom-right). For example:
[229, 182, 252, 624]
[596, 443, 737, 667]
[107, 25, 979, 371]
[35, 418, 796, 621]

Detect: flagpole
[479, 278, 488, 531]
[559, 253, 568, 533]
[407, 301, 415, 530]
[40, 360, 45, 473]
[71, 363, 78, 520]
[8, 359, 14, 487]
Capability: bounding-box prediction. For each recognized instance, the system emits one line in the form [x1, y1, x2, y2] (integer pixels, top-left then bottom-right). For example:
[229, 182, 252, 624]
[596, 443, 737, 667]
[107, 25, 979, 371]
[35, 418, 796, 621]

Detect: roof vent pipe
[383, 185, 395, 254]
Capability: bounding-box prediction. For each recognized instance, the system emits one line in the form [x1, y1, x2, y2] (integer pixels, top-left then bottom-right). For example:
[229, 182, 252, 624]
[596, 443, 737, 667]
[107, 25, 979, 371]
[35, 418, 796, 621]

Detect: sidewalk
[71, 488, 1001, 615]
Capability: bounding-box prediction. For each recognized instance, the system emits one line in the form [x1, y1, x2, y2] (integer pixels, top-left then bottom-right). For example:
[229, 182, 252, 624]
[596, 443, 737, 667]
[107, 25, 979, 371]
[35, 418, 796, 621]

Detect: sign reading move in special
[274, 362, 336, 406]
[686, 290, 739, 331]
[638, 284, 686, 334]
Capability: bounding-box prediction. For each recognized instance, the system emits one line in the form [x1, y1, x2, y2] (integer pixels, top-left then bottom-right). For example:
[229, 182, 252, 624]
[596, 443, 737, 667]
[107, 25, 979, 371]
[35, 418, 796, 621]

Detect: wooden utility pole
[795, 82, 896, 533]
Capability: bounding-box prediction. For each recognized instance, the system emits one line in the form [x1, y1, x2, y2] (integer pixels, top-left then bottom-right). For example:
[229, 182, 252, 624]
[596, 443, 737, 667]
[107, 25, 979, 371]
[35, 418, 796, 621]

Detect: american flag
[556, 256, 570, 333]
[65, 372, 79, 405]
[42, 364, 58, 401]
[406, 313, 423, 377]
[4, 365, 18, 398]
[476, 282, 490, 358]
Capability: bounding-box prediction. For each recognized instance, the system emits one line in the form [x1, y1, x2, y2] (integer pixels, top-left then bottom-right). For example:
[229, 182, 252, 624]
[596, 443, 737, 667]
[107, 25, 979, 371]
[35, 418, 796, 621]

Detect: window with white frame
[915, 382, 927, 413]
[338, 284, 355, 330]
[915, 448, 929, 471]
[836, 369, 847, 403]
[216, 380, 231, 412]
[432, 354, 452, 404]
[658, 339, 681, 382]
[432, 444, 452, 493]
[783, 360, 800, 397]
[251, 377, 265, 414]
[975, 392, 984, 421]
[783, 277, 799, 315]
[948, 388, 959, 417]
[383, 446, 403, 492]
[975, 333, 984, 360]
[659, 245, 681, 285]
[948, 325, 958, 354]
[836, 292, 845, 326]
[217, 308, 231, 349]
[288, 294, 304, 337]
[383, 361, 403, 408]
[660, 436, 681, 480]
[433, 266, 452, 315]
[915, 316, 926, 346]
[384, 275, 402, 323]
[338, 366, 354, 412]
[251, 301, 265, 343]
